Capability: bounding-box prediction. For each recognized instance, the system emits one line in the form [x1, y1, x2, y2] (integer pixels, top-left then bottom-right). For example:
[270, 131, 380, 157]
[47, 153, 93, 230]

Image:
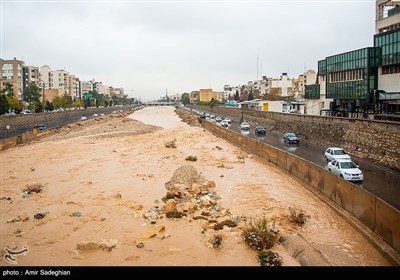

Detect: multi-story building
[68, 75, 80, 100]
[22, 65, 41, 94]
[51, 69, 69, 95]
[305, 0, 400, 116]
[0, 58, 24, 100]
[40, 65, 52, 90]
[189, 90, 200, 103]
[269, 73, 293, 97]
[199, 88, 223, 102]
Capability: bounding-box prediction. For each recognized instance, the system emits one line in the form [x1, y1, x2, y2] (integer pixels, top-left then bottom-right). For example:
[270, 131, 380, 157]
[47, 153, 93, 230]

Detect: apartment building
[269, 73, 293, 97]
[0, 58, 24, 100]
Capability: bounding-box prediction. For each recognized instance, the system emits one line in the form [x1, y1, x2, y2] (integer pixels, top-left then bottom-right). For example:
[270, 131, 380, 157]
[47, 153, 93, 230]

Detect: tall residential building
[51, 69, 69, 95]
[269, 73, 293, 97]
[375, 1, 400, 95]
[40, 65, 52, 90]
[22, 65, 41, 94]
[0, 58, 24, 100]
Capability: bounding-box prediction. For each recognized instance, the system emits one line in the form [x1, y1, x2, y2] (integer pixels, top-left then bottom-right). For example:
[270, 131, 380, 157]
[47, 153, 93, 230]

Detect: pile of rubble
[175, 108, 202, 127]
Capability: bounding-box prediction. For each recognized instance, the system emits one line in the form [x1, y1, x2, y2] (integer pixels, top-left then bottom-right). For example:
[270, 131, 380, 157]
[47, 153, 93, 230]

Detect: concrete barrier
[308, 162, 324, 189]
[322, 170, 336, 201]
[335, 179, 354, 213]
[376, 198, 400, 253]
[277, 149, 287, 170]
[353, 188, 376, 231]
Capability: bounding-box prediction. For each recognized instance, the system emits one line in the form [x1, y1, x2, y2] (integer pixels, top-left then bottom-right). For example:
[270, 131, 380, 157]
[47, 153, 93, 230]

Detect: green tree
[45, 100, 54, 111]
[235, 90, 240, 101]
[6, 96, 22, 113]
[1, 82, 14, 98]
[0, 94, 9, 114]
[181, 93, 190, 104]
[24, 82, 42, 104]
[52, 96, 63, 109]
[248, 92, 254, 101]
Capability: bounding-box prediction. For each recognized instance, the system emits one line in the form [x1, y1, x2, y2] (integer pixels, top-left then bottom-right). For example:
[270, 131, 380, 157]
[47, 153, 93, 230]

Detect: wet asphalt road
[209, 118, 400, 210]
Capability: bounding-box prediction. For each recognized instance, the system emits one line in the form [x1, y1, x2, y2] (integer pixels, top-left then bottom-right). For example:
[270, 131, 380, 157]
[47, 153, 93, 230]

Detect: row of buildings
[0, 59, 126, 103]
[190, 0, 399, 117]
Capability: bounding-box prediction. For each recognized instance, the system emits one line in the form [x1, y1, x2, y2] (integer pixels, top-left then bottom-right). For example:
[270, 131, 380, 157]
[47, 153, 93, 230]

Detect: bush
[288, 207, 309, 224]
[257, 251, 283, 267]
[242, 216, 279, 251]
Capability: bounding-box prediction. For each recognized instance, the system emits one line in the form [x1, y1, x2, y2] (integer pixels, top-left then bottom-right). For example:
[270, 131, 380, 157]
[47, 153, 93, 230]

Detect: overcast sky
[1, 0, 375, 101]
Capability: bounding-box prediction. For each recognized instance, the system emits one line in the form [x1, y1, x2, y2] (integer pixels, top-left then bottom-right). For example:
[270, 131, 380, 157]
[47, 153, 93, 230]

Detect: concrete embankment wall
[203, 120, 400, 259]
[190, 105, 400, 171]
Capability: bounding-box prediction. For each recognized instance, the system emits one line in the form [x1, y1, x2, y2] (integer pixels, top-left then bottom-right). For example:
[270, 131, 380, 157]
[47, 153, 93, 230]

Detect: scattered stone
[22, 183, 44, 194]
[154, 199, 160, 204]
[140, 225, 165, 239]
[13, 229, 23, 235]
[22, 193, 30, 199]
[76, 241, 99, 251]
[125, 203, 144, 211]
[34, 211, 49, 219]
[7, 213, 29, 223]
[114, 193, 122, 199]
[165, 139, 177, 148]
[201, 211, 210, 216]
[1, 196, 12, 201]
[30, 167, 35, 171]
[162, 199, 177, 213]
[166, 211, 185, 219]
[185, 155, 197, 161]
[213, 219, 237, 230]
[215, 146, 223, 150]
[99, 239, 118, 252]
[70, 211, 82, 217]
[193, 216, 208, 221]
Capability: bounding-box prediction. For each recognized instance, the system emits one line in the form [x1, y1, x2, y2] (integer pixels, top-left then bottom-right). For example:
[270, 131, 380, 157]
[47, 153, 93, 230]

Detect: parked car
[327, 159, 364, 182]
[255, 126, 266, 136]
[283, 132, 299, 144]
[324, 147, 351, 162]
[80, 116, 88, 121]
[240, 122, 250, 130]
[215, 116, 222, 122]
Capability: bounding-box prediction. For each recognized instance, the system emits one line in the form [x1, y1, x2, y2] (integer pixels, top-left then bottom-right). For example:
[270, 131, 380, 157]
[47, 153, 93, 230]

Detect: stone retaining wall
[190, 105, 400, 171]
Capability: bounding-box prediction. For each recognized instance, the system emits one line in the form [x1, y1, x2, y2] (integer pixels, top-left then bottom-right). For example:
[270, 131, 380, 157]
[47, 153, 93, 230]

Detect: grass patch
[257, 251, 283, 266]
[242, 216, 279, 251]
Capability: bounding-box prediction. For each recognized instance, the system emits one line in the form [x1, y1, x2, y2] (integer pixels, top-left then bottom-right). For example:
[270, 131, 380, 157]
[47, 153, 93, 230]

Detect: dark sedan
[283, 132, 299, 144]
[255, 126, 266, 136]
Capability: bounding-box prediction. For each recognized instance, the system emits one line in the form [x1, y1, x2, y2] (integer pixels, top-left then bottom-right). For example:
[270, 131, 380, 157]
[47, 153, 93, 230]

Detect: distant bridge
[144, 101, 178, 106]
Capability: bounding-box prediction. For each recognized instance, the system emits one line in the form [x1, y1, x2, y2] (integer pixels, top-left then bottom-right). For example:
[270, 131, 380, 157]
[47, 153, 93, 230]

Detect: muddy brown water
[0, 107, 391, 266]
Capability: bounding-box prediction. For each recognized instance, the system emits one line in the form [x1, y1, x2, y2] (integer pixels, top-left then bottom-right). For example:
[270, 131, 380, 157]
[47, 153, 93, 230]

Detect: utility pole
[257, 56, 259, 81]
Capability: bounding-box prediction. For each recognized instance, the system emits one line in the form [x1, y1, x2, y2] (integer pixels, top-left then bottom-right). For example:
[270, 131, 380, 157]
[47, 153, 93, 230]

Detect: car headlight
[344, 172, 351, 176]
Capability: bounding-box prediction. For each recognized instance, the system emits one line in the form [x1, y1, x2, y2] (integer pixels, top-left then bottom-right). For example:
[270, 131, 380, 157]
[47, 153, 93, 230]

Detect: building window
[382, 64, 400, 74]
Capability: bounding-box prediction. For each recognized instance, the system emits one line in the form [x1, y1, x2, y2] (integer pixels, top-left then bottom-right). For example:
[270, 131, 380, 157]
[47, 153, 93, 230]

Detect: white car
[223, 118, 231, 124]
[240, 122, 250, 130]
[324, 147, 351, 162]
[220, 120, 229, 128]
[327, 159, 363, 182]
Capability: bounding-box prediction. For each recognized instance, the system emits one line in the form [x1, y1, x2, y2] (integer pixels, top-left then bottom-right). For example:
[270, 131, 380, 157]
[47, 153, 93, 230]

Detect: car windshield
[334, 150, 347, 155]
[340, 162, 357, 169]
[286, 133, 296, 137]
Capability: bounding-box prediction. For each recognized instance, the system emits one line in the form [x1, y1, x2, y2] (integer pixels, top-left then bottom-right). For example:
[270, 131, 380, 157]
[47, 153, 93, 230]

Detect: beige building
[40, 65, 52, 90]
[0, 58, 24, 100]
[189, 90, 200, 103]
[376, 0, 400, 33]
[199, 88, 223, 102]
